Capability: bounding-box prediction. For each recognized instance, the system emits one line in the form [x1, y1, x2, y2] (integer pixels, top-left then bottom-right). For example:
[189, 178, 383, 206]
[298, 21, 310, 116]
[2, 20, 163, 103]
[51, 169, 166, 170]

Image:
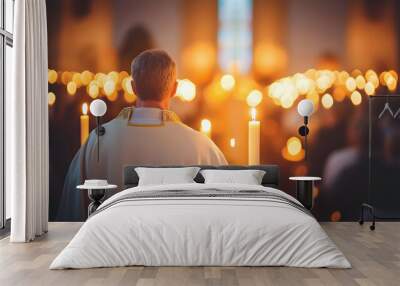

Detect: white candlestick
[248, 108, 260, 165]
[80, 103, 89, 145]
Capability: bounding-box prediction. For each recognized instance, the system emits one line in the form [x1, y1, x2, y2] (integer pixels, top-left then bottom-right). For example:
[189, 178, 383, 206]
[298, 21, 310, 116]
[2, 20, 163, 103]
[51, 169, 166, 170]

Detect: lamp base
[296, 180, 313, 210]
[298, 125, 309, 136]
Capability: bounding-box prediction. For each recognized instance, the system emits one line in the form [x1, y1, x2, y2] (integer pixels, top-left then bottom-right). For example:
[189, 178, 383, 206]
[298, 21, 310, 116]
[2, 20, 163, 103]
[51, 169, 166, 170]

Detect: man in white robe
[59, 49, 227, 220]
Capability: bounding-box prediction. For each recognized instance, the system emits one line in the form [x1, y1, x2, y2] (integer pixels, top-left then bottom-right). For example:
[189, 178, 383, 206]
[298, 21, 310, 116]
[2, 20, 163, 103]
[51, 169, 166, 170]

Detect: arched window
[218, 0, 252, 74]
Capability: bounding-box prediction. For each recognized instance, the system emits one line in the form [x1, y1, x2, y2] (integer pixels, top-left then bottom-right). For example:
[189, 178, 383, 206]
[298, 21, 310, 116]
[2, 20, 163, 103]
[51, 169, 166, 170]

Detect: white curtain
[8, 0, 49, 242]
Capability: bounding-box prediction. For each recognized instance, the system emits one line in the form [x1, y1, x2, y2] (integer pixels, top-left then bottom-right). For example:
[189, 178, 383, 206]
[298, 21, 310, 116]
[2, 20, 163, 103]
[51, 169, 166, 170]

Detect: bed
[50, 165, 350, 269]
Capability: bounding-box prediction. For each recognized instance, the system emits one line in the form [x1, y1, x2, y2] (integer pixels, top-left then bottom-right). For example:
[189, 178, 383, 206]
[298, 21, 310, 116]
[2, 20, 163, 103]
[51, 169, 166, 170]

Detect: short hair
[131, 49, 177, 101]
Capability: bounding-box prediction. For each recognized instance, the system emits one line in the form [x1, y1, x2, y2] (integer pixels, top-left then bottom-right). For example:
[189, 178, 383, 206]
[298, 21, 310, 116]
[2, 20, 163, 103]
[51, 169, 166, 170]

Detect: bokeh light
[200, 119, 211, 133]
[124, 92, 136, 103]
[48, 69, 58, 84]
[280, 95, 294, 109]
[122, 77, 134, 95]
[321, 93, 334, 109]
[316, 73, 331, 91]
[49, 68, 399, 121]
[295, 74, 311, 95]
[345, 77, 356, 92]
[88, 82, 99, 98]
[351, 69, 362, 77]
[107, 91, 118, 102]
[306, 90, 319, 108]
[230, 138, 236, 148]
[385, 73, 397, 91]
[364, 82, 375, 96]
[253, 43, 288, 77]
[182, 42, 215, 85]
[281, 146, 304, 162]
[66, 81, 77, 95]
[108, 71, 120, 84]
[72, 73, 82, 87]
[338, 71, 349, 84]
[119, 71, 129, 81]
[350, 90, 362, 105]
[330, 211, 341, 222]
[355, 75, 366, 89]
[366, 70, 379, 88]
[94, 73, 106, 88]
[287, 137, 302, 156]
[246, 89, 263, 107]
[80, 70, 93, 86]
[61, 71, 72, 85]
[103, 79, 116, 96]
[220, 74, 235, 91]
[333, 86, 346, 102]
[176, 79, 196, 102]
[48, 92, 56, 106]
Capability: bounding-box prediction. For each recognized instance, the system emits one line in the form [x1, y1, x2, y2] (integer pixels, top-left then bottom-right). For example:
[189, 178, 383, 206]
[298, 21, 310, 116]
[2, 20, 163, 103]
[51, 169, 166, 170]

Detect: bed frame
[123, 165, 280, 189]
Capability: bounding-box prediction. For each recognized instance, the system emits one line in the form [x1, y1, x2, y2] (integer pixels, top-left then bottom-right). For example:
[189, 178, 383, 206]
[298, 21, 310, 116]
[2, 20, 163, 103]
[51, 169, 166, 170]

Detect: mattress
[50, 183, 351, 269]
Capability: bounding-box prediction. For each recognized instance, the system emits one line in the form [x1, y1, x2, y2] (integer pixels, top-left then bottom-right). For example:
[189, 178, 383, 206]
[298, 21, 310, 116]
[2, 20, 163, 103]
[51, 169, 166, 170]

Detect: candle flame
[82, 103, 88, 115]
[230, 138, 236, 148]
[250, 108, 256, 121]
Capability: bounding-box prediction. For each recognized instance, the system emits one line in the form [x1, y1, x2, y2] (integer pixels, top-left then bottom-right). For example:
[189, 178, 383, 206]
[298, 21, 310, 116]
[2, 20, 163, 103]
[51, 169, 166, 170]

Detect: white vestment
[58, 107, 227, 220]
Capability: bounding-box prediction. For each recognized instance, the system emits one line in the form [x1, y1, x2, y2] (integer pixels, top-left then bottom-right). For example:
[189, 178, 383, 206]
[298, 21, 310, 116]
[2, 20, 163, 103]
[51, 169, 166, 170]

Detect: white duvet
[50, 183, 351, 269]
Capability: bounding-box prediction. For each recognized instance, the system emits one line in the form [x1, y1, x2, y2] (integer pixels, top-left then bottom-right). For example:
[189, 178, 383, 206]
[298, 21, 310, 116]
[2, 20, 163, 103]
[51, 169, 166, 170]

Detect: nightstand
[77, 183, 117, 217]
[289, 176, 321, 210]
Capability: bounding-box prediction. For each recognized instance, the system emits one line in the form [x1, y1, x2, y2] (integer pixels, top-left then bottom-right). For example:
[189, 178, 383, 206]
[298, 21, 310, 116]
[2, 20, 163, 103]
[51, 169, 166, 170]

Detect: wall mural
[46, 0, 400, 222]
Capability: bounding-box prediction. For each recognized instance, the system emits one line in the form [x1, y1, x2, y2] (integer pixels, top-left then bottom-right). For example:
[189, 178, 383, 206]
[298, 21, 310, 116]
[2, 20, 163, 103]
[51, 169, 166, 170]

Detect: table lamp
[297, 99, 314, 161]
[89, 99, 107, 162]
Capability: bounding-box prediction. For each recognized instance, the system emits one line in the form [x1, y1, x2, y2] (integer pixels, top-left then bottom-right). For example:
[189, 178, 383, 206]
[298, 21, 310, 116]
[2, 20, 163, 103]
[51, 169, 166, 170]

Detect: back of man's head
[131, 49, 177, 102]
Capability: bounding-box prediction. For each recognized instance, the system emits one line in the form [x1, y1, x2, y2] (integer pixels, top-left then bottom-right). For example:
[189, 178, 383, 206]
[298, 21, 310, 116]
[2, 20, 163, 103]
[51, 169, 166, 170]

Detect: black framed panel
[368, 95, 400, 218]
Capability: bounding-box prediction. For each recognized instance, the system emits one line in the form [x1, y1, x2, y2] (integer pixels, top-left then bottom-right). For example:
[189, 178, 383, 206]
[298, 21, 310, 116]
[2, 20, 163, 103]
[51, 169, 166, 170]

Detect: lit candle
[248, 108, 260, 165]
[201, 119, 212, 138]
[80, 103, 89, 145]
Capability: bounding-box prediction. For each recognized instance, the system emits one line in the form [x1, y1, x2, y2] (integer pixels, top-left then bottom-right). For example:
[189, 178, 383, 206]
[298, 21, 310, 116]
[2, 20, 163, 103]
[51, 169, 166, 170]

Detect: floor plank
[0, 222, 399, 286]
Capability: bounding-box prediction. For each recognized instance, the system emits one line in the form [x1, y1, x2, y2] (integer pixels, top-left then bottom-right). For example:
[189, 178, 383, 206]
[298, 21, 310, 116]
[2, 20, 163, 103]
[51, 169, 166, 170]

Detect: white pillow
[200, 169, 266, 185]
[135, 167, 200, 186]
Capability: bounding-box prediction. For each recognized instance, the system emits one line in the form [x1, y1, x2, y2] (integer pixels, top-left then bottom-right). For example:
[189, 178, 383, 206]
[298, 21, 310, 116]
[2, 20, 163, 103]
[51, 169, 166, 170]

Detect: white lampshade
[90, 99, 107, 117]
[297, 99, 314, 117]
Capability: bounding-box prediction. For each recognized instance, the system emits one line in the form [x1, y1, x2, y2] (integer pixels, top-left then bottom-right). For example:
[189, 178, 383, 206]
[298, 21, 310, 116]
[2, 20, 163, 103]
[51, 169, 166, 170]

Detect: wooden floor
[0, 222, 399, 286]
